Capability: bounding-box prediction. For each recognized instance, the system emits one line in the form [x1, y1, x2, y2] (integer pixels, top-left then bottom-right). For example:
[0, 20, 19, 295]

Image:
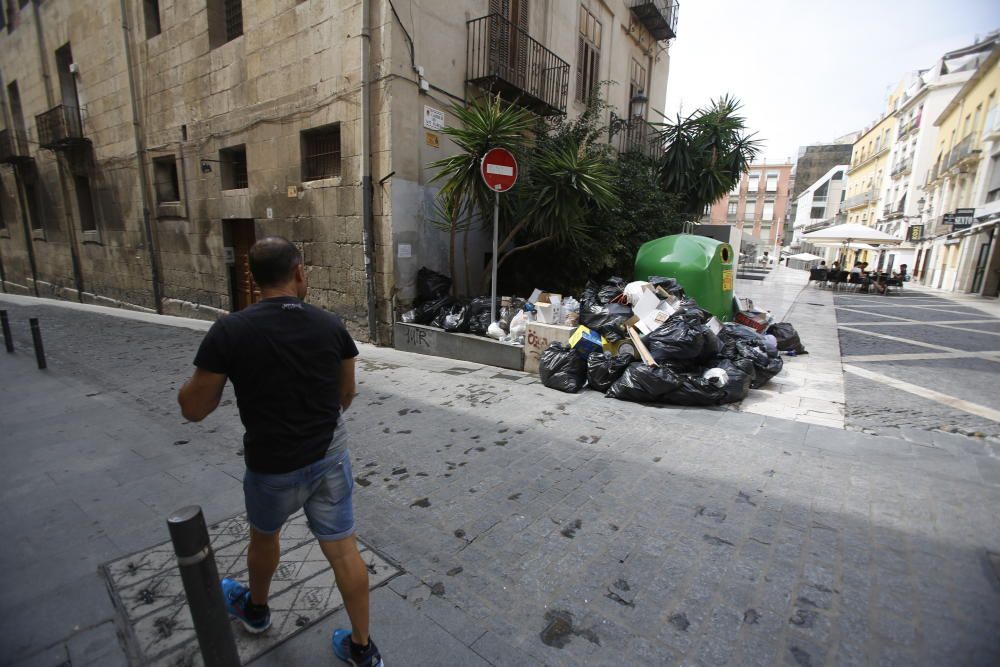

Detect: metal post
[491, 189, 499, 322]
[167, 506, 241, 667]
[1, 311, 13, 353]
[28, 318, 45, 369]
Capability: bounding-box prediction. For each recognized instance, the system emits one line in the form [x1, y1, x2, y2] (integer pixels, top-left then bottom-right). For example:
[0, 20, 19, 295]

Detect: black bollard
[28, 318, 45, 369]
[1, 310, 12, 353]
[167, 506, 241, 667]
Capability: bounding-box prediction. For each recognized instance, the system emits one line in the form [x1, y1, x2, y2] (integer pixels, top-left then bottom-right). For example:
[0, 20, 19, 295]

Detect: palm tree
[656, 95, 761, 221]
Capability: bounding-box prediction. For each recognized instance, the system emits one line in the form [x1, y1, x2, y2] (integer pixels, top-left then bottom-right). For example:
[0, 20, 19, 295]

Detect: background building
[703, 161, 793, 254]
[790, 164, 848, 254]
[783, 139, 855, 245]
[0, 0, 677, 342]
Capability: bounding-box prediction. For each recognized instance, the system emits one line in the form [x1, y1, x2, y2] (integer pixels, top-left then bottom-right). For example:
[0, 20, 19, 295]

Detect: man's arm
[178, 368, 228, 422]
[339, 357, 357, 413]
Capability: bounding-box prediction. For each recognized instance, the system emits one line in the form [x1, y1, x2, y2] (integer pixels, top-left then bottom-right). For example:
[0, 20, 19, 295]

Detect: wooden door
[229, 220, 259, 311]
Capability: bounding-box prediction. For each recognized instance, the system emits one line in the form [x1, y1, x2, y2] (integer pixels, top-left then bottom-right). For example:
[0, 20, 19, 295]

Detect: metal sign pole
[491, 188, 500, 322]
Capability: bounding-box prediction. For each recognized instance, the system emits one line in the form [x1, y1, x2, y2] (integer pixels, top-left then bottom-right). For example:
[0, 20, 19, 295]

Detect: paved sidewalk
[735, 266, 847, 429]
[1, 295, 999, 666]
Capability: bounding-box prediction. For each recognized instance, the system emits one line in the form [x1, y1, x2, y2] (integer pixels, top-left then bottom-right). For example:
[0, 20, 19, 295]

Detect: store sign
[952, 208, 975, 230]
[943, 213, 955, 226]
[907, 225, 924, 241]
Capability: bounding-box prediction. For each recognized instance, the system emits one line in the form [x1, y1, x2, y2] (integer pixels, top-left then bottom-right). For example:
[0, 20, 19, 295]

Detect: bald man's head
[248, 236, 302, 288]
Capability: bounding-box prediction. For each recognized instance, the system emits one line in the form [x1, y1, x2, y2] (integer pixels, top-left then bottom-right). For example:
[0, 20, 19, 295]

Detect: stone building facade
[0, 0, 675, 342]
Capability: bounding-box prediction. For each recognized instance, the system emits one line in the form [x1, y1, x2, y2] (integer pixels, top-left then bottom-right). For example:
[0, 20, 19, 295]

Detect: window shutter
[576, 37, 585, 102]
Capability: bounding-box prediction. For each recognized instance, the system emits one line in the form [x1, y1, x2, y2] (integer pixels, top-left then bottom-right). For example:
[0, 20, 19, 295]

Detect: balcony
[466, 14, 570, 116]
[890, 155, 912, 178]
[626, 0, 679, 41]
[0, 128, 32, 164]
[842, 188, 876, 210]
[36, 105, 89, 150]
[943, 134, 979, 173]
[611, 117, 662, 157]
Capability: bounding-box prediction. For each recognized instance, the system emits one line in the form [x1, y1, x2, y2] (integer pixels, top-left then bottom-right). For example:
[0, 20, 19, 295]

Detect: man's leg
[248, 527, 281, 605]
[319, 535, 370, 646]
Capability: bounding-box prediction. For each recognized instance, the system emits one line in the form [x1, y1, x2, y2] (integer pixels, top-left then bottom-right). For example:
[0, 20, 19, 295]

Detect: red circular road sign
[480, 147, 518, 192]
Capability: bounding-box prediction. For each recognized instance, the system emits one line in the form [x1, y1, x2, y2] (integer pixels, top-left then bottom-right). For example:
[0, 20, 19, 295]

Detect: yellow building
[917, 43, 1000, 294]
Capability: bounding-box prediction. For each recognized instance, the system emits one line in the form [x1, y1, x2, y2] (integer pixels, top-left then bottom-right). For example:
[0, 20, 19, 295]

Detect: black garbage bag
[677, 299, 712, 324]
[432, 299, 470, 332]
[417, 267, 452, 302]
[540, 344, 588, 394]
[467, 297, 494, 336]
[642, 314, 705, 363]
[404, 296, 452, 325]
[586, 352, 633, 393]
[699, 327, 722, 363]
[579, 302, 633, 343]
[648, 276, 686, 299]
[718, 323, 768, 360]
[767, 322, 808, 355]
[750, 354, 783, 388]
[606, 363, 681, 403]
[663, 374, 728, 406]
[714, 358, 755, 404]
[597, 277, 628, 305]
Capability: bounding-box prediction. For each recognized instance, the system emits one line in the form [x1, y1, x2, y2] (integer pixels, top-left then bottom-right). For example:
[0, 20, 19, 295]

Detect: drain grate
[103, 512, 399, 666]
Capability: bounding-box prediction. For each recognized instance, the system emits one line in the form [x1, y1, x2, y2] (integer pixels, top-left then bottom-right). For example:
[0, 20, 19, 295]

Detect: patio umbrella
[801, 223, 902, 245]
[787, 252, 824, 261]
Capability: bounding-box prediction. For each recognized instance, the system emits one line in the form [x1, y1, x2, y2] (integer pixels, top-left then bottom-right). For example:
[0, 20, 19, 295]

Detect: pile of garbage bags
[538, 276, 806, 408]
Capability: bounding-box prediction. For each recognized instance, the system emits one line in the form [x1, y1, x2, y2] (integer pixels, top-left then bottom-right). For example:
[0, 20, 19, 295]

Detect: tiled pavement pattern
[833, 290, 1000, 439]
[2, 295, 1000, 666]
[105, 513, 397, 667]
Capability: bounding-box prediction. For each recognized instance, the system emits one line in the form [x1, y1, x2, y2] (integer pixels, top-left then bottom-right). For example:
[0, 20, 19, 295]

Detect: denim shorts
[243, 428, 355, 542]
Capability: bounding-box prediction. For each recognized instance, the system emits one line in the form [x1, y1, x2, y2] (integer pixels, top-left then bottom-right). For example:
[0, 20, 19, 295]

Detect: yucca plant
[656, 95, 761, 220]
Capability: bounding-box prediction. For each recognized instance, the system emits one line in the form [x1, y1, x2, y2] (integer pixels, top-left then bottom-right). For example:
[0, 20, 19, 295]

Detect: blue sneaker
[220, 578, 271, 634]
[332, 629, 384, 666]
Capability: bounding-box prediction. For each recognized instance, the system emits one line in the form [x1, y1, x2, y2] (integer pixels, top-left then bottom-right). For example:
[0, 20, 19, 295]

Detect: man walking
[178, 236, 382, 666]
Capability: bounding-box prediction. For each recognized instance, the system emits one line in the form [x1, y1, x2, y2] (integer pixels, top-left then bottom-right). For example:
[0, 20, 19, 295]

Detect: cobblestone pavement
[2, 295, 1000, 667]
[833, 289, 1000, 440]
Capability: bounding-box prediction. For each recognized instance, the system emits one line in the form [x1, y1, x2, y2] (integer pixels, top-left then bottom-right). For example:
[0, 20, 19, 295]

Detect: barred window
[220, 144, 248, 190]
[208, 0, 242, 48]
[144, 0, 161, 38]
[153, 156, 180, 204]
[301, 124, 342, 181]
[75, 175, 97, 232]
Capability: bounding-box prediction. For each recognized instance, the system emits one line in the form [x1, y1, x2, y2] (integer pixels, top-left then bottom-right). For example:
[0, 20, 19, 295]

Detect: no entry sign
[480, 147, 518, 192]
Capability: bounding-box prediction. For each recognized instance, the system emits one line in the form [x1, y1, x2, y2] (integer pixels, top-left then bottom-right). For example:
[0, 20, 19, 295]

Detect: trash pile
[400, 267, 807, 407]
[537, 276, 807, 407]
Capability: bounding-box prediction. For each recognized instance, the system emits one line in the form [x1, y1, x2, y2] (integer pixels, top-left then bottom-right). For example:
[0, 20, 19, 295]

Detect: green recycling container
[634, 234, 735, 321]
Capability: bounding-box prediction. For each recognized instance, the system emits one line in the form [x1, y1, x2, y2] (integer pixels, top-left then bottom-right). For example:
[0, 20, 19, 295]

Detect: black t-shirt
[193, 296, 359, 474]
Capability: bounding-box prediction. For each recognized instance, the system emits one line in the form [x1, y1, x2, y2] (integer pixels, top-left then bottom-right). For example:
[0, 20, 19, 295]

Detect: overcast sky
[662, 0, 1000, 164]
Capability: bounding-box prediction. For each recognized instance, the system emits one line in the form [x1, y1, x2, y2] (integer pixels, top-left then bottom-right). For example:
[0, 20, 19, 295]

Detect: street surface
[1, 293, 999, 666]
[835, 289, 1000, 439]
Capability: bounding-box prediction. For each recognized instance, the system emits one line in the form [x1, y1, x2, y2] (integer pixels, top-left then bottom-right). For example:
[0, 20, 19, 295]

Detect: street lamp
[630, 90, 648, 119]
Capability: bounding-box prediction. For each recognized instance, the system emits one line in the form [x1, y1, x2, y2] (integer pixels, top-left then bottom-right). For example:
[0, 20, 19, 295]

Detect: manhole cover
[103, 512, 399, 666]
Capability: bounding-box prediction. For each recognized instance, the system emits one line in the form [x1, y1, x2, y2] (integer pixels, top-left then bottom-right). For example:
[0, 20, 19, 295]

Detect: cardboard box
[568, 325, 606, 358]
[635, 309, 673, 336]
[535, 302, 556, 324]
[523, 322, 575, 374]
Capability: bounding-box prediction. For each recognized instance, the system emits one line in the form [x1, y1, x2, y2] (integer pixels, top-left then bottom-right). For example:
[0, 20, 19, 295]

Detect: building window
[810, 206, 825, 219]
[24, 181, 42, 231]
[765, 171, 778, 192]
[73, 175, 98, 232]
[153, 156, 181, 204]
[301, 124, 341, 181]
[628, 58, 646, 112]
[747, 172, 760, 193]
[727, 201, 737, 216]
[744, 201, 756, 221]
[986, 155, 1000, 203]
[208, 0, 243, 48]
[219, 144, 248, 190]
[762, 201, 775, 221]
[7, 81, 28, 154]
[575, 5, 601, 104]
[144, 0, 161, 38]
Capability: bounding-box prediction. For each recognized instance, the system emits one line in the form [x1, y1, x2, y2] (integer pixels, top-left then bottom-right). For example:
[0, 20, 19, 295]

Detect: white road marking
[843, 351, 1000, 362]
[837, 326, 963, 352]
[838, 319, 998, 326]
[844, 364, 1000, 423]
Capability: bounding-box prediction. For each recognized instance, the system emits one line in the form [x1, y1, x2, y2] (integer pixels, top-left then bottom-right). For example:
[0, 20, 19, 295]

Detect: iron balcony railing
[842, 188, 875, 210]
[626, 0, 679, 41]
[0, 128, 31, 163]
[943, 134, 979, 172]
[611, 117, 662, 157]
[466, 14, 570, 116]
[36, 104, 88, 149]
[890, 155, 912, 178]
